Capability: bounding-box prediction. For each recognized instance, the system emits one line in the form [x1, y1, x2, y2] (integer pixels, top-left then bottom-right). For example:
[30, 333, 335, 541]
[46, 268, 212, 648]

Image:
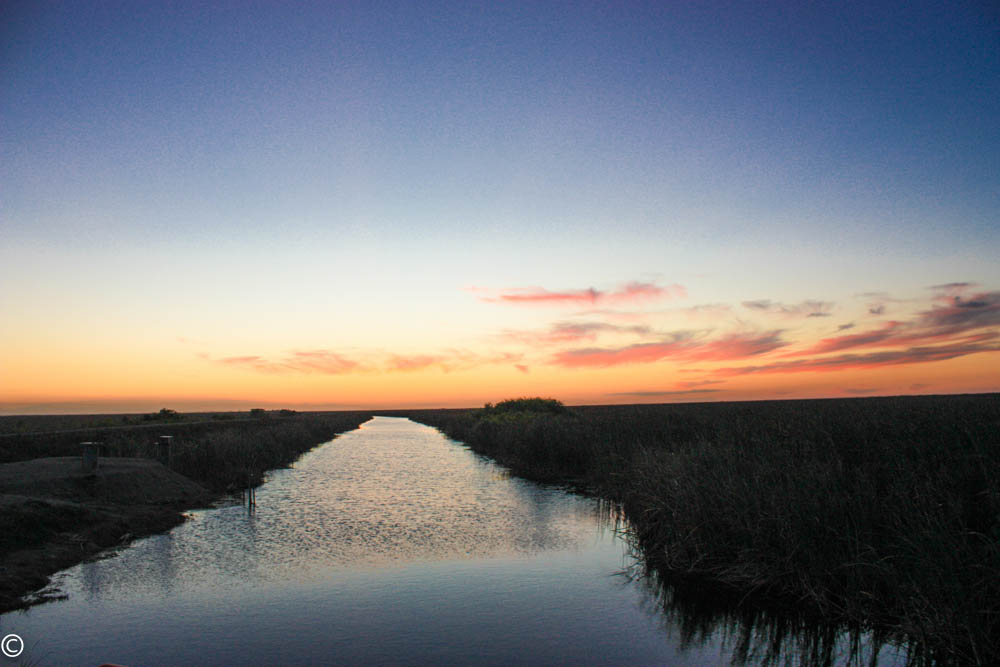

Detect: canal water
[2, 418, 905, 665]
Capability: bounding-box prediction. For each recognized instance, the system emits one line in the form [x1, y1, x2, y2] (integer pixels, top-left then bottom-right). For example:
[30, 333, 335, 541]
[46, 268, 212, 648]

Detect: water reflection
[78, 417, 605, 598]
[3, 418, 912, 665]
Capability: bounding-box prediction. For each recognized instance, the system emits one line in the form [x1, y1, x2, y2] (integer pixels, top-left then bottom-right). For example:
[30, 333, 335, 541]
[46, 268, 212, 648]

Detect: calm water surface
[3, 418, 904, 666]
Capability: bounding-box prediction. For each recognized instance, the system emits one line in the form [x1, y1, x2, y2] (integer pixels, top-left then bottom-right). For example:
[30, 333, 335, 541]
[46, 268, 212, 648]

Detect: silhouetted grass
[0, 411, 373, 491]
[402, 394, 1000, 664]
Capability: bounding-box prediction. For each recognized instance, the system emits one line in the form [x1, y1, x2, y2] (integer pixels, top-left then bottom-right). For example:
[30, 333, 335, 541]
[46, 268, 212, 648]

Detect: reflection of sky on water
[4, 418, 909, 666]
[70, 417, 608, 600]
[8, 418, 713, 666]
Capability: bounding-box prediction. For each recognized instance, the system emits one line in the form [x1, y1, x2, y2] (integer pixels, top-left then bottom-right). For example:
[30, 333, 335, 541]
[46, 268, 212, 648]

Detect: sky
[2, 1, 999, 414]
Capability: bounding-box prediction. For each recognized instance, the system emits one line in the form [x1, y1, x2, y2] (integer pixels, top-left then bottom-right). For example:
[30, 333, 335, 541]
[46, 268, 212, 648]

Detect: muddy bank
[0, 457, 212, 611]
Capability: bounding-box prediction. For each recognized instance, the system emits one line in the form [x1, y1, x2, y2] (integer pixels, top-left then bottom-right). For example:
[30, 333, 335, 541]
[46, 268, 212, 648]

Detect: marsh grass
[403, 394, 1000, 664]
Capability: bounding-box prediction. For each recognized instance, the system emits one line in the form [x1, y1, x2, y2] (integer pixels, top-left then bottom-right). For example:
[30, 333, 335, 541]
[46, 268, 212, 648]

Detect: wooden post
[157, 435, 173, 468]
[81, 442, 100, 473]
[246, 471, 256, 507]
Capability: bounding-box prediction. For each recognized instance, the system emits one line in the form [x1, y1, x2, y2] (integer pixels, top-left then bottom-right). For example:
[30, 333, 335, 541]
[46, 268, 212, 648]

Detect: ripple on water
[64, 417, 609, 597]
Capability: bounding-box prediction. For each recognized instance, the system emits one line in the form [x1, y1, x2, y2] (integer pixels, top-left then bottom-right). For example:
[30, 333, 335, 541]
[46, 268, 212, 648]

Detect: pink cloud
[218, 355, 284, 373]
[385, 354, 446, 372]
[209, 348, 525, 376]
[683, 331, 787, 361]
[553, 341, 690, 368]
[211, 350, 362, 375]
[679, 379, 725, 388]
[606, 282, 687, 303]
[551, 331, 786, 368]
[386, 350, 523, 373]
[288, 351, 360, 374]
[500, 321, 654, 346]
[797, 322, 904, 355]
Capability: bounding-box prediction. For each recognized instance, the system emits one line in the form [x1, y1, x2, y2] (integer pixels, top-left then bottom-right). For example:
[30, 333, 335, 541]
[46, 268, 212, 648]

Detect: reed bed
[402, 394, 1000, 665]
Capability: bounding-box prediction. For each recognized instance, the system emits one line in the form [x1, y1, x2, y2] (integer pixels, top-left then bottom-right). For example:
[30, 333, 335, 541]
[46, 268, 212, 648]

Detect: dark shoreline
[0, 493, 191, 612]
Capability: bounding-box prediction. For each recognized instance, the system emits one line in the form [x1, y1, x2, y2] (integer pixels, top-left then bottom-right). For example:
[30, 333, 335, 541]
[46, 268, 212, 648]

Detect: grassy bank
[401, 395, 1000, 664]
[0, 410, 373, 491]
[0, 410, 373, 611]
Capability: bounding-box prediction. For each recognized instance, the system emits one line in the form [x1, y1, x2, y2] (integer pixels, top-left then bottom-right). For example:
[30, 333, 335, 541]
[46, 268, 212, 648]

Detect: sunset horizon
[4, 2, 998, 415]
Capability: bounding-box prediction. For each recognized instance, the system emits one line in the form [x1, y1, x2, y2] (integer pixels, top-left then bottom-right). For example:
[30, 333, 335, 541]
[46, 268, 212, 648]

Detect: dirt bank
[0, 457, 213, 611]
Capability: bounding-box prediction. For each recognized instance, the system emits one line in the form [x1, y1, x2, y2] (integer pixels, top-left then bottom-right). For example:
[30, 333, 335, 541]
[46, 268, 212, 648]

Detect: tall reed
[403, 395, 1000, 664]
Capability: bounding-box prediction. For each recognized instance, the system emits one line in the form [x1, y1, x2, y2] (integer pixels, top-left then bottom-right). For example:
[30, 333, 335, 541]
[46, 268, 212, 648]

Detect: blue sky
[2, 1, 999, 412]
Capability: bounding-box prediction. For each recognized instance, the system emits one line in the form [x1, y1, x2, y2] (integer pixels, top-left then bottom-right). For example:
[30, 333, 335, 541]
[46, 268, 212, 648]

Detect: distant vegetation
[481, 397, 568, 416]
[0, 407, 308, 435]
[402, 394, 1000, 665]
[141, 407, 183, 422]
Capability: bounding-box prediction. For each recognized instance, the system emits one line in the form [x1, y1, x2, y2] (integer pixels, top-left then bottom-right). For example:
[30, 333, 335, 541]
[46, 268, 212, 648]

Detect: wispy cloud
[796, 291, 1000, 355]
[289, 351, 362, 374]
[500, 321, 654, 346]
[385, 354, 446, 372]
[797, 322, 903, 355]
[678, 379, 726, 388]
[569, 303, 732, 325]
[215, 350, 361, 375]
[714, 340, 1000, 376]
[688, 331, 788, 360]
[205, 283, 999, 385]
[553, 341, 691, 368]
[551, 330, 786, 368]
[385, 350, 523, 373]
[217, 356, 287, 374]
[607, 389, 721, 397]
[930, 281, 976, 293]
[921, 290, 1000, 331]
[742, 299, 833, 318]
[472, 281, 686, 306]
[210, 349, 521, 375]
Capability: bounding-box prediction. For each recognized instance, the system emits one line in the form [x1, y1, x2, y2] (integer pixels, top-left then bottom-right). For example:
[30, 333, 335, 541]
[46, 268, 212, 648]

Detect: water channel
[2, 418, 906, 665]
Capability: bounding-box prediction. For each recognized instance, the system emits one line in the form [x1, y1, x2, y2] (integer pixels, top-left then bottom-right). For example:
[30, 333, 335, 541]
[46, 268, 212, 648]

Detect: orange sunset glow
[3, 3, 998, 414]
